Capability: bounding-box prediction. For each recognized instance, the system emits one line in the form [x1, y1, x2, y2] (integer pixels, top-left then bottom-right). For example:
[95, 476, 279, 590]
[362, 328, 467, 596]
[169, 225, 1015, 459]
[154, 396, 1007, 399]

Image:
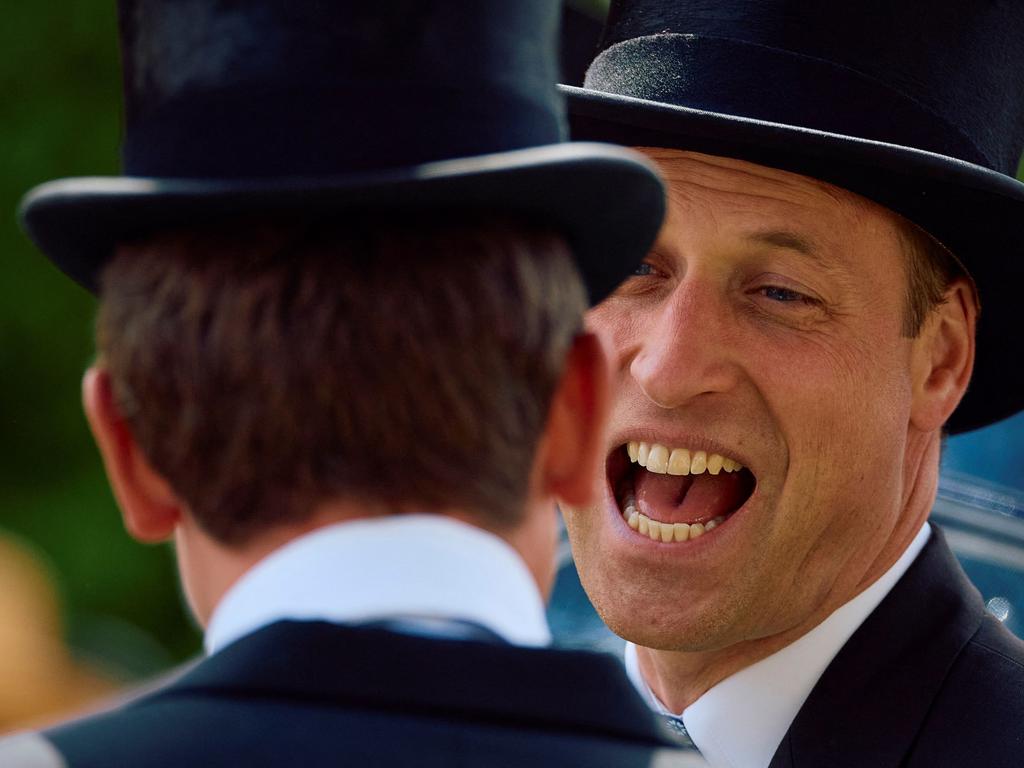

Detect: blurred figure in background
[0, 534, 116, 732]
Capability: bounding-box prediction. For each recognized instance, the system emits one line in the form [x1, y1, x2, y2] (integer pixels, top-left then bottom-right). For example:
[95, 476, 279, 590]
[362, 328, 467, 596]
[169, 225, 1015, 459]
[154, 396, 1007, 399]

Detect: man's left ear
[534, 331, 610, 507]
[910, 278, 977, 431]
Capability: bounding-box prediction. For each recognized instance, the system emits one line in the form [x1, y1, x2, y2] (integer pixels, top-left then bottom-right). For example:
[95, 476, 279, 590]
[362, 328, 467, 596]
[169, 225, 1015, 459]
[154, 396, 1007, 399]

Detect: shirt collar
[204, 514, 552, 655]
[625, 522, 932, 768]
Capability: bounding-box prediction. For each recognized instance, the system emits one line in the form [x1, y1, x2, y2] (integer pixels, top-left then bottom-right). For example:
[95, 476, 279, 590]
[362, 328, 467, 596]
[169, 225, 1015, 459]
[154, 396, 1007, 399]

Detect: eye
[746, 277, 826, 316]
[612, 258, 669, 299]
[759, 285, 809, 303]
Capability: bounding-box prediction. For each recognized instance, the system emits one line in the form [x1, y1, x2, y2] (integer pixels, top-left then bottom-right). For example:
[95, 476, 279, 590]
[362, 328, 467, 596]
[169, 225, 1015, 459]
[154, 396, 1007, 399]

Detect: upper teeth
[627, 441, 743, 476]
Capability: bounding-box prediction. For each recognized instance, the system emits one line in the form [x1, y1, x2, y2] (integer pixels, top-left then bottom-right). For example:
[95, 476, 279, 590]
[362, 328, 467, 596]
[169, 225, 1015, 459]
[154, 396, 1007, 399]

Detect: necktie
[665, 715, 698, 748]
[664, 717, 712, 766]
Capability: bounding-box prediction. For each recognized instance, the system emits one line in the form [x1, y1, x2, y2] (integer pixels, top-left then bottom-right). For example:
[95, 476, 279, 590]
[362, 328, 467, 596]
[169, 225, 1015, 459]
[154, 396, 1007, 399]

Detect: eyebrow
[744, 229, 837, 270]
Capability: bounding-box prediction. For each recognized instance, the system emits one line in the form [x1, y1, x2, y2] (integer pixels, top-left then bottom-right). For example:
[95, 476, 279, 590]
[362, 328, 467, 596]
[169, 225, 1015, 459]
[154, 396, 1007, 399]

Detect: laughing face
[563, 150, 947, 653]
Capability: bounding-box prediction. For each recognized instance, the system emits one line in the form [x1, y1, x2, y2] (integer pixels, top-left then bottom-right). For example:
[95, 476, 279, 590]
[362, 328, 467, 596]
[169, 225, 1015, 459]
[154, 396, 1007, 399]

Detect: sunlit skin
[562, 149, 976, 711]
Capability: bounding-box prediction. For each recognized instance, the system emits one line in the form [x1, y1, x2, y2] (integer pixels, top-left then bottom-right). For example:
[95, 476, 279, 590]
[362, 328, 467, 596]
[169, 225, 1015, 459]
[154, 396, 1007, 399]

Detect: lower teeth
[622, 505, 726, 543]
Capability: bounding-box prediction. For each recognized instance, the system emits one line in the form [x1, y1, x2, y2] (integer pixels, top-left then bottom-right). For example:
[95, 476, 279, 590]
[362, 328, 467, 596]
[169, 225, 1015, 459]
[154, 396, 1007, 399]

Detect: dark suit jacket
[35, 622, 686, 767]
[770, 527, 1024, 768]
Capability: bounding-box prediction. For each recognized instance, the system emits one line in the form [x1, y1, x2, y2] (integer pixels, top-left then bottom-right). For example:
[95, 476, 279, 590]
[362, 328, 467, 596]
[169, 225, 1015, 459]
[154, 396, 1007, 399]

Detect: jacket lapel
[770, 527, 985, 768]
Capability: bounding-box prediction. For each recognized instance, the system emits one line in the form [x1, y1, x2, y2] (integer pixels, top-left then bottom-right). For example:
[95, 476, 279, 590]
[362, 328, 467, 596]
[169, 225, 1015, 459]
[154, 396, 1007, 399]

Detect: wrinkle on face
[643, 149, 855, 212]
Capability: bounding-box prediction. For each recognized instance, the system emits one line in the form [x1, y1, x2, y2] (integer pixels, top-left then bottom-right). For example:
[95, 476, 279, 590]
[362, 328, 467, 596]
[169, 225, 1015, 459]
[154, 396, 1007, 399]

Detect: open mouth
[609, 441, 757, 544]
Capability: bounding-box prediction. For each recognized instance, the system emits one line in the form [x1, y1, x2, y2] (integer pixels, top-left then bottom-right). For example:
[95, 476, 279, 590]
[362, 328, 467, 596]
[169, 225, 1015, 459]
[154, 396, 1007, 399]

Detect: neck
[176, 497, 557, 628]
[175, 504, 364, 628]
[639, 432, 940, 712]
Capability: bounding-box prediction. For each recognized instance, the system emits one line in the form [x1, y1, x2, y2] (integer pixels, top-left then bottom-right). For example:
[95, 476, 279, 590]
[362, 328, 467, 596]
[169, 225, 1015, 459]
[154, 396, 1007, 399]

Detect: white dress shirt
[205, 514, 551, 655]
[625, 523, 932, 768]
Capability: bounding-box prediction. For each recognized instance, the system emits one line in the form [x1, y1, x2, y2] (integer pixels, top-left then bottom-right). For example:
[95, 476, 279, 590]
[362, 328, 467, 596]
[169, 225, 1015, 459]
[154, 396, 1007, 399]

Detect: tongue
[635, 470, 747, 525]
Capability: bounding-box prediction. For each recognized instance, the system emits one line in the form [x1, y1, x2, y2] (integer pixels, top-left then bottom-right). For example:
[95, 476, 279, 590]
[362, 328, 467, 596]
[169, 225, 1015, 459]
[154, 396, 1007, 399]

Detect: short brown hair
[898, 218, 976, 337]
[97, 215, 586, 546]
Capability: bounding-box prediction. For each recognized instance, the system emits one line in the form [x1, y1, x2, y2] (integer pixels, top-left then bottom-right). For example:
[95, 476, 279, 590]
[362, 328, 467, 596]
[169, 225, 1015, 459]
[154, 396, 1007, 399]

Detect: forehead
[638, 148, 905, 266]
[641, 148, 862, 211]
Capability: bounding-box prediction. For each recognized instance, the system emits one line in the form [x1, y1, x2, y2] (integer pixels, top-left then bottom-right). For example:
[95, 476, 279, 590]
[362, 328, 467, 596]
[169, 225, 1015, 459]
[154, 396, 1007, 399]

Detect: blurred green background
[1, 0, 1021, 731]
[1, 2, 198, 698]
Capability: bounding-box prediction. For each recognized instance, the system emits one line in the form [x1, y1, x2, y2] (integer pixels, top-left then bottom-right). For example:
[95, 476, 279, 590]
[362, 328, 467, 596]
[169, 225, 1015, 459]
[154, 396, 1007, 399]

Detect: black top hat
[20, 0, 666, 306]
[563, 0, 1024, 433]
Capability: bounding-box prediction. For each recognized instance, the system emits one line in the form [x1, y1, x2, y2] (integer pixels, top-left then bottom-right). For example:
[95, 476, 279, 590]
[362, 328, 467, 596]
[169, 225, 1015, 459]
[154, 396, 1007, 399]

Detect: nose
[629, 279, 742, 410]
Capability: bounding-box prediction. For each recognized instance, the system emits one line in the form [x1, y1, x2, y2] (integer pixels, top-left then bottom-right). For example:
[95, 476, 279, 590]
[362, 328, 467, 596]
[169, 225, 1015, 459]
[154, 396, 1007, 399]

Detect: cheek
[560, 503, 599, 561]
[561, 505, 617, 602]
[750, 319, 910, 430]
[750, 329, 911, 516]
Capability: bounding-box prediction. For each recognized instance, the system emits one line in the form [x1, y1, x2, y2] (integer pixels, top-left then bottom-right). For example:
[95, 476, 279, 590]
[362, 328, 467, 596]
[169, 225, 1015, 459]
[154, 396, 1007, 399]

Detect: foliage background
[1, 1, 198, 689]
[0, 0, 1021, 729]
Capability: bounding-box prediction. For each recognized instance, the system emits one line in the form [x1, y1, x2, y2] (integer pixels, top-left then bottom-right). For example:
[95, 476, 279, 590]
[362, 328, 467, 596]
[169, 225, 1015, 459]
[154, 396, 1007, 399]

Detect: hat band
[584, 34, 992, 171]
[122, 83, 566, 178]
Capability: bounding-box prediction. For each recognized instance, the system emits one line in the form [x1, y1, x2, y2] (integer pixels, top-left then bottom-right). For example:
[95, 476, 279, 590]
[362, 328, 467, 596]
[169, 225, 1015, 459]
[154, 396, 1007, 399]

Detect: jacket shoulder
[43, 690, 681, 768]
[908, 616, 1024, 768]
[40, 620, 687, 768]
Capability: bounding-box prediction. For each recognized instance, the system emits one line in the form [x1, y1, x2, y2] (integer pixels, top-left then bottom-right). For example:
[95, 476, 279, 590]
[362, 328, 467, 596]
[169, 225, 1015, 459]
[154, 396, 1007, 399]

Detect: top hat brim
[20, 142, 665, 307]
[563, 85, 1024, 434]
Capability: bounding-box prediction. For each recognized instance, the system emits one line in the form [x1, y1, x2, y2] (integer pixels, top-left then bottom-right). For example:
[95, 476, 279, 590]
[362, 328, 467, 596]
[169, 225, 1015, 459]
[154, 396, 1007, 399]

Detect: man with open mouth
[560, 2, 1024, 767]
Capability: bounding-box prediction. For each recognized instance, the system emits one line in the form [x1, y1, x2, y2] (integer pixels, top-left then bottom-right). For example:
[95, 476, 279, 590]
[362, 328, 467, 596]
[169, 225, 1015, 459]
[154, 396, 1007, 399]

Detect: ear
[534, 331, 610, 507]
[82, 366, 182, 543]
[909, 278, 977, 432]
